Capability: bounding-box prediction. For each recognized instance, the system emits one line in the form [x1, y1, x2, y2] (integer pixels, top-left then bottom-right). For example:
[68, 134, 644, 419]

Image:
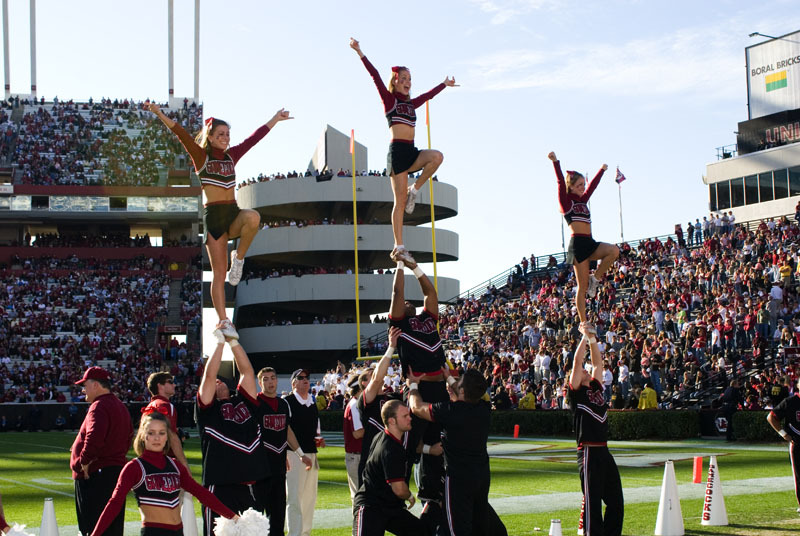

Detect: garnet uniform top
[195, 390, 268, 486]
[389, 308, 446, 376]
[771, 393, 800, 441]
[257, 393, 291, 475]
[430, 400, 491, 475]
[344, 397, 363, 455]
[353, 430, 408, 510]
[360, 56, 445, 129]
[144, 395, 178, 432]
[90, 450, 235, 536]
[553, 160, 606, 225]
[284, 392, 320, 454]
[168, 122, 270, 189]
[568, 378, 609, 446]
[70, 392, 133, 478]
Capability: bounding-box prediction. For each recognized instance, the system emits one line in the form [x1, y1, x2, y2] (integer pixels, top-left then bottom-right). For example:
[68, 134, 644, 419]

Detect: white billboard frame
[746, 29, 800, 120]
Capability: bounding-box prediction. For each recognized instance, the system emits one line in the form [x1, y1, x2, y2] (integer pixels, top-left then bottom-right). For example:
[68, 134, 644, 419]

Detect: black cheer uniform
[257, 394, 292, 536]
[568, 378, 623, 536]
[771, 393, 800, 508]
[353, 430, 426, 536]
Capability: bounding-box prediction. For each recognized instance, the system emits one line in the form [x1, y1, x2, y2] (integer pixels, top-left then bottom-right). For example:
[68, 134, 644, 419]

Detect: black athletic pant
[75, 465, 123, 536]
[140, 527, 183, 536]
[440, 472, 491, 536]
[577, 446, 624, 536]
[203, 480, 268, 536]
[791, 440, 800, 508]
[407, 381, 449, 502]
[352, 505, 428, 536]
[260, 474, 287, 536]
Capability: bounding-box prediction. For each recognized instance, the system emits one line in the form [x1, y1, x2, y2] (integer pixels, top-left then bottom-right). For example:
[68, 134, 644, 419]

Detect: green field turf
[1, 431, 798, 535]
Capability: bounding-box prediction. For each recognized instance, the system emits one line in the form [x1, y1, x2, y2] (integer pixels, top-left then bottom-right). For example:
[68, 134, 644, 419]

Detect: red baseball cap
[75, 366, 111, 385]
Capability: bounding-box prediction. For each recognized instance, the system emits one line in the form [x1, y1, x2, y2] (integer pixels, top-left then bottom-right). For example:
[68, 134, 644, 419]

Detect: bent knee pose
[351, 38, 457, 257]
[548, 151, 619, 332]
[150, 103, 292, 338]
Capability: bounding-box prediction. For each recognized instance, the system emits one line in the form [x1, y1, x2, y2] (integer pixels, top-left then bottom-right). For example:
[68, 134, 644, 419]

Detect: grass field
[1, 431, 798, 535]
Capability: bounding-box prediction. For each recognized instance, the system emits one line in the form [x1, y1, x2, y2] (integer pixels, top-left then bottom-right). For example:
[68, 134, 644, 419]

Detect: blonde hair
[387, 67, 410, 94]
[194, 118, 230, 152]
[565, 171, 585, 191]
[133, 412, 172, 456]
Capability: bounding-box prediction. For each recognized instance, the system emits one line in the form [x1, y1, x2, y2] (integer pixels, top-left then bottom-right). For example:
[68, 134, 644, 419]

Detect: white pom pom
[213, 508, 270, 536]
[7, 524, 35, 536]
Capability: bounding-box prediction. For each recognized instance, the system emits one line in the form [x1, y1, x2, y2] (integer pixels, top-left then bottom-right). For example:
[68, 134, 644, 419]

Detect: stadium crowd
[9, 98, 202, 186]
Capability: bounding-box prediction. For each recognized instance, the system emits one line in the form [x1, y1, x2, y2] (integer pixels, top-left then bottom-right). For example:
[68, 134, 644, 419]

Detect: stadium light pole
[168, 0, 174, 103]
[2, 0, 9, 98]
[29, 0, 35, 98]
[748, 32, 777, 40]
[194, 0, 200, 103]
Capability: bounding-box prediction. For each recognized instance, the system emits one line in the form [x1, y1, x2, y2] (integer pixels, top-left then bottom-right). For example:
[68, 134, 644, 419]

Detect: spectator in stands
[149, 102, 292, 339]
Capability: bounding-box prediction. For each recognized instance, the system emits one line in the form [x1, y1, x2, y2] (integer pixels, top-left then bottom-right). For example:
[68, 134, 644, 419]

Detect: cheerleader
[548, 151, 619, 332]
[350, 38, 457, 258]
[150, 103, 292, 338]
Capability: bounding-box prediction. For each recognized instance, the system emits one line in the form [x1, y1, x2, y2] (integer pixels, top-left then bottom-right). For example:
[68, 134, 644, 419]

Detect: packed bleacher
[7, 97, 202, 186]
[0, 251, 203, 405]
[334, 214, 800, 413]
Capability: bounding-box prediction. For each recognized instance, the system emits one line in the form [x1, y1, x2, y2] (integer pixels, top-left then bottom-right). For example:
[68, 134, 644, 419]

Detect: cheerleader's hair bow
[141, 405, 169, 416]
[391, 66, 408, 74]
[204, 117, 215, 127]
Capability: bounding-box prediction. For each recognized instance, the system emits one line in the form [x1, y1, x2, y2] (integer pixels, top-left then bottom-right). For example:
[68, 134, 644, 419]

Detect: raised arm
[403, 255, 438, 313]
[587, 337, 604, 384]
[549, 152, 570, 210]
[569, 336, 589, 388]
[229, 341, 257, 400]
[350, 37, 394, 110]
[227, 109, 293, 163]
[581, 164, 608, 201]
[406, 369, 433, 422]
[363, 327, 401, 405]
[389, 264, 407, 319]
[199, 338, 224, 406]
[148, 103, 206, 170]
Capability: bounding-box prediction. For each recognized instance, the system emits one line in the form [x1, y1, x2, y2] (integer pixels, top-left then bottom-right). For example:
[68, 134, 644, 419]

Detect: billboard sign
[746, 30, 800, 119]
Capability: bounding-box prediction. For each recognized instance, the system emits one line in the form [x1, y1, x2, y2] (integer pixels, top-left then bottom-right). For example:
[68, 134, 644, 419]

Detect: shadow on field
[686, 523, 800, 536]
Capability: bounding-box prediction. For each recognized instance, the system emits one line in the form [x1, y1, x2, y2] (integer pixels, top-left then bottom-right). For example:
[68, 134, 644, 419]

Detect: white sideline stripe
[0, 476, 73, 497]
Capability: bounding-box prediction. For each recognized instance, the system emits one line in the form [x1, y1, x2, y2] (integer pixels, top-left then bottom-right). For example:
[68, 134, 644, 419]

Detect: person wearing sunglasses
[284, 369, 326, 536]
[143, 372, 189, 472]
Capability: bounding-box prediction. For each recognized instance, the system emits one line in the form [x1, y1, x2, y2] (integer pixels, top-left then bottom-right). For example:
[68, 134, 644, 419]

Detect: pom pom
[7, 524, 35, 536]
[214, 508, 270, 536]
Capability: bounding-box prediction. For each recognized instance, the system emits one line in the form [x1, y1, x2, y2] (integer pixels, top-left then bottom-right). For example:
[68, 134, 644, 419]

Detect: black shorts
[203, 202, 241, 243]
[567, 235, 600, 265]
[387, 141, 421, 176]
[141, 526, 183, 536]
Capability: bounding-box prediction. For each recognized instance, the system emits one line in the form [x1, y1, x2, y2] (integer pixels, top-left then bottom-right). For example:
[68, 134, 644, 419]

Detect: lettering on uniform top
[587, 388, 605, 407]
[144, 473, 181, 493]
[408, 316, 437, 334]
[262, 414, 287, 432]
[571, 203, 590, 215]
[205, 160, 235, 177]
[220, 401, 252, 424]
[395, 102, 415, 118]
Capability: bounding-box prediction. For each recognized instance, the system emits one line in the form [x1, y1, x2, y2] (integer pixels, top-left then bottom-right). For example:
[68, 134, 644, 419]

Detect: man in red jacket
[70, 367, 133, 536]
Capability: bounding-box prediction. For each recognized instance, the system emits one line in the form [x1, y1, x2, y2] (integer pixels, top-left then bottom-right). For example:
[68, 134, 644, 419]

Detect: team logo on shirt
[220, 401, 252, 424]
[205, 159, 235, 177]
[144, 473, 180, 493]
[408, 316, 437, 334]
[262, 414, 287, 432]
[395, 102, 415, 119]
[572, 203, 589, 215]
[587, 388, 605, 407]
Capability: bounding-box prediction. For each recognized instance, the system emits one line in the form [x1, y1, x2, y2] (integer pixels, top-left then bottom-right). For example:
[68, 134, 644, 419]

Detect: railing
[715, 144, 738, 160]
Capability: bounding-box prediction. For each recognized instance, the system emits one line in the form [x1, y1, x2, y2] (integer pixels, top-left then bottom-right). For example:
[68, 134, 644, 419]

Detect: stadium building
[214, 125, 460, 372]
[705, 29, 800, 221]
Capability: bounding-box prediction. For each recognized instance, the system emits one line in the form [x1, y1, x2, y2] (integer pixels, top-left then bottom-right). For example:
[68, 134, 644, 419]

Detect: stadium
[2, 3, 800, 536]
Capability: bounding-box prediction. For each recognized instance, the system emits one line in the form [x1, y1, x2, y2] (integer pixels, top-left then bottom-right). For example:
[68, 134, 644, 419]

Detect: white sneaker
[227, 250, 244, 286]
[587, 275, 599, 298]
[217, 319, 239, 340]
[405, 186, 418, 214]
[212, 328, 226, 344]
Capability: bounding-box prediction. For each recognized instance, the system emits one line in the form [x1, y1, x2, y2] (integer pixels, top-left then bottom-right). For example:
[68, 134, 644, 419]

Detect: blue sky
[6, 0, 800, 295]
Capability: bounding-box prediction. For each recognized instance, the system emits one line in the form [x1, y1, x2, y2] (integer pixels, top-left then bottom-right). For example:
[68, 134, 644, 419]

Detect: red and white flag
[615, 167, 627, 184]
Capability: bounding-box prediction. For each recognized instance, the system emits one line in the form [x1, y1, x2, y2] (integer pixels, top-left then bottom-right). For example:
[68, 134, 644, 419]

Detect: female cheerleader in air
[548, 151, 619, 333]
[150, 103, 292, 338]
[90, 411, 238, 536]
[350, 38, 457, 258]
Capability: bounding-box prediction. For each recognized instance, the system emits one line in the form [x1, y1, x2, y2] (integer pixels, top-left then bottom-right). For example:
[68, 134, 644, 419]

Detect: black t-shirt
[357, 393, 388, 459]
[389, 309, 446, 375]
[354, 430, 408, 509]
[256, 394, 291, 475]
[771, 393, 800, 442]
[431, 400, 490, 477]
[195, 390, 268, 486]
[568, 378, 608, 446]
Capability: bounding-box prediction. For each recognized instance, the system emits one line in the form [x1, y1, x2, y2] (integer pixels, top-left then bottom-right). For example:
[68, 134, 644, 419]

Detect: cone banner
[181, 493, 199, 536]
[549, 519, 563, 536]
[655, 461, 684, 536]
[39, 498, 59, 536]
[700, 455, 728, 526]
[692, 456, 703, 484]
